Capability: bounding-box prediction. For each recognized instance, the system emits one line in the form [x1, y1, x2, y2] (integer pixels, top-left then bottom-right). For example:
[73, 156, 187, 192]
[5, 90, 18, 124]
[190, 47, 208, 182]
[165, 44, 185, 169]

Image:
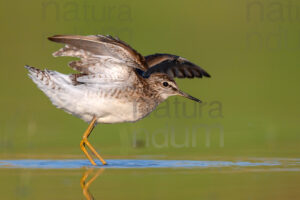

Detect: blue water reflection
[0, 159, 281, 169]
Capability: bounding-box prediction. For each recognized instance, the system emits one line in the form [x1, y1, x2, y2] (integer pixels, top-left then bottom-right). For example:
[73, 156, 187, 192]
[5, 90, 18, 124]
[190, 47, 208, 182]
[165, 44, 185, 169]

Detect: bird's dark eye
[163, 82, 169, 87]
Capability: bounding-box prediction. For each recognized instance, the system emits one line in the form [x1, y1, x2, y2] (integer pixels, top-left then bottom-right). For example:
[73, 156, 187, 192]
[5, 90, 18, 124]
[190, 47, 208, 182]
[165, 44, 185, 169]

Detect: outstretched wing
[48, 35, 148, 79]
[144, 53, 210, 79]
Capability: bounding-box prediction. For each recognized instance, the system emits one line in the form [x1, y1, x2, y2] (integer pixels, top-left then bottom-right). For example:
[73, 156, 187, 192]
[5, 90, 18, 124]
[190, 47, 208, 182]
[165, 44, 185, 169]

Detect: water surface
[0, 158, 299, 199]
[0, 159, 282, 169]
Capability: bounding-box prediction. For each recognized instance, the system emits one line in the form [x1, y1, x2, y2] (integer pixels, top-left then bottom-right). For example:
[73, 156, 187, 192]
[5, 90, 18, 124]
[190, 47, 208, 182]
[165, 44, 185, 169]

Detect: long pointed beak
[178, 90, 202, 103]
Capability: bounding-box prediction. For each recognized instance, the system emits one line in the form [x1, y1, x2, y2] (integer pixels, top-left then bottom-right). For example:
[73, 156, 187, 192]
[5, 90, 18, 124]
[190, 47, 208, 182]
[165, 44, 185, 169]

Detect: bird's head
[146, 73, 201, 103]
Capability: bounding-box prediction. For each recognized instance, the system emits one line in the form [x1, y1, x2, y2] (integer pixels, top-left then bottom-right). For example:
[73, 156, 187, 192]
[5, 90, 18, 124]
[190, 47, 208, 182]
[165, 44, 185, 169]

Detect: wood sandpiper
[25, 35, 211, 166]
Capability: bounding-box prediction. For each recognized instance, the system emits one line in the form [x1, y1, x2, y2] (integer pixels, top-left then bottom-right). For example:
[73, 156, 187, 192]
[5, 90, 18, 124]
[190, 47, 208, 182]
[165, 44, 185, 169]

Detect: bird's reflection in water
[80, 168, 105, 200]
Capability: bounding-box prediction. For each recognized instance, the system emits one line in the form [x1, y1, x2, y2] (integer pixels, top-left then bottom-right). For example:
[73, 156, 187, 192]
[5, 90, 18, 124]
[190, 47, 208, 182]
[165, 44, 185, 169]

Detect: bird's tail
[25, 65, 73, 108]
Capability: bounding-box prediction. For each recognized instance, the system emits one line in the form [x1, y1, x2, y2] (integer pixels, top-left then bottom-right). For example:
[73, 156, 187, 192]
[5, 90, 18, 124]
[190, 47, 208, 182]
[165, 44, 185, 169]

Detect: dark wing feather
[145, 53, 178, 67]
[144, 53, 210, 79]
[48, 35, 148, 71]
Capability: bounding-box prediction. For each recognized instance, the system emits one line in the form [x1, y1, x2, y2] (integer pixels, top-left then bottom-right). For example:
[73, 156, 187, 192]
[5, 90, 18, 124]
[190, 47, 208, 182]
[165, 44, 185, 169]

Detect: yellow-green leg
[80, 117, 107, 165]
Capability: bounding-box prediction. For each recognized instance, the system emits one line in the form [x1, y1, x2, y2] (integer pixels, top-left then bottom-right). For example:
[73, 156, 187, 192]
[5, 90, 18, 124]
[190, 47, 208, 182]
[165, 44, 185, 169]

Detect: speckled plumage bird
[25, 35, 211, 166]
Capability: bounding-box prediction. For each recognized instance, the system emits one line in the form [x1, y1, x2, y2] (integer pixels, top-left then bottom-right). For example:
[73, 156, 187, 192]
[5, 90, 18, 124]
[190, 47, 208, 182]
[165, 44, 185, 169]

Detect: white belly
[58, 93, 146, 124]
[87, 98, 143, 123]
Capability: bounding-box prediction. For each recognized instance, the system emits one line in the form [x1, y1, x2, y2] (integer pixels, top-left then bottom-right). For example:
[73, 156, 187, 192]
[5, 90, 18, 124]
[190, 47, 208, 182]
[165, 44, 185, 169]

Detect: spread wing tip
[145, 53, 211, 79]
[48, 35, 86, 44]
[201, 70, 211, 78]
[48, 35, 65, 42]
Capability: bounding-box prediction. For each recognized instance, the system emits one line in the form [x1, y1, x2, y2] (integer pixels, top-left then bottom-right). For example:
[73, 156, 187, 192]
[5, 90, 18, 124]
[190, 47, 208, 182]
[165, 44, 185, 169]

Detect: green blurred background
[1, 0, 299, 159]
[0, 0, 300, 199]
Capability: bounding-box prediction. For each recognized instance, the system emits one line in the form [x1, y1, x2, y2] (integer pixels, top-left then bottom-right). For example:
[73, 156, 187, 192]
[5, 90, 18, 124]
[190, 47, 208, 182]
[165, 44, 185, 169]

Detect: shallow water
[0, 158, 299, 200]
[0, 159, 282, 169]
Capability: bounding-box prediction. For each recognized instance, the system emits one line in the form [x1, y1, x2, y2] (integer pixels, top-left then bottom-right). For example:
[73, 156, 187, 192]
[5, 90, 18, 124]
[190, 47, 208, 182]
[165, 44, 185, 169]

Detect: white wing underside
[39, 43, 142, 123]
[53, 44, 138, 89]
